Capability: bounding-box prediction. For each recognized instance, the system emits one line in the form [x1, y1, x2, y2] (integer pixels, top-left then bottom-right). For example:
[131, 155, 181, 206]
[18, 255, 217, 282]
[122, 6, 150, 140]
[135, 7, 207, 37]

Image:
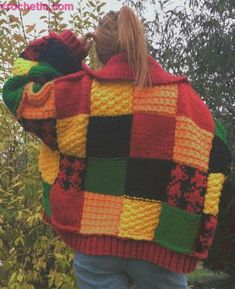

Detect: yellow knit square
[173, 116, 213, 171]
[119, 197, 162, 241]
[57, 114, 89, 157]
[91, 80, 133, 116]
[133, 84, 178, 116]
[12, 58, 38, 76]
[80, 192, 123, 235]
[38, 143, 60, 185]
[203, 173, 225, 215]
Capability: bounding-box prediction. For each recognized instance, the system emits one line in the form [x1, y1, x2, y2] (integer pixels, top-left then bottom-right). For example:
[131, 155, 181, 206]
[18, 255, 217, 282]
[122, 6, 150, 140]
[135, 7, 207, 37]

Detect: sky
[4, 0, 183, 33]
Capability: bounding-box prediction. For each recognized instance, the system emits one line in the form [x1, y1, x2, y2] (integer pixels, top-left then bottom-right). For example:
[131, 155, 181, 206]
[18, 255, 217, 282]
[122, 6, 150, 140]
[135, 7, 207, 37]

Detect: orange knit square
[119, 197, 162, 241]
[133, 84, 178, 116]
[17, 81, 56, 119]
[173, 116, 213, 171]
[80, 192, 123, 235]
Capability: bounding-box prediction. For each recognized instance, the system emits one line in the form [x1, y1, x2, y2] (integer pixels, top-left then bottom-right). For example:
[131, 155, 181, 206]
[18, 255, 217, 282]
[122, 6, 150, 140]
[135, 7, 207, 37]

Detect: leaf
[59, 24, 67, 30]
[9, 15, 20, 24]
[97, 2, 106, 12]
[22, 9, 30, 16]
[38, 29, 47, 35]
[88, 1, 95, 7]
[26, 24, 36, 33]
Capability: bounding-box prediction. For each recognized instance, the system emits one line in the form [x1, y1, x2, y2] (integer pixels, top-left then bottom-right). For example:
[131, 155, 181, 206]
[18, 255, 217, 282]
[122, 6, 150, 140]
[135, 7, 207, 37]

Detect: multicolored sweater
[2, 30, 232, 273]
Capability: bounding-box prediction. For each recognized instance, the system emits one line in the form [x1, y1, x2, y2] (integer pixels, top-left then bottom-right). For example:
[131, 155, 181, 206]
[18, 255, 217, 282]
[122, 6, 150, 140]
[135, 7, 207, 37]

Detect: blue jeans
[73, 252, 188, 289]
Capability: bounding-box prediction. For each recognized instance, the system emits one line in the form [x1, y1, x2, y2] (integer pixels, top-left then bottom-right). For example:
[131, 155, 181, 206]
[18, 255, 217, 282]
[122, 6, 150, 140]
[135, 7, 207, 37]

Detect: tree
[0, 1, 105, 288]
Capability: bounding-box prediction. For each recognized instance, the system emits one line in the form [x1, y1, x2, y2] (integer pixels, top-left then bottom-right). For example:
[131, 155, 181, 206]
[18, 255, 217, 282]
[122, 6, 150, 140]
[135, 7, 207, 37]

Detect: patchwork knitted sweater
[3, 30, 232, 274]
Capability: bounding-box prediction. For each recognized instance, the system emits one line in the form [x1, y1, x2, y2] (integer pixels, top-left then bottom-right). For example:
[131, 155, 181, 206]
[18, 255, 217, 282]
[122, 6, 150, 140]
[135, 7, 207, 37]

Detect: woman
[3, 6, 231, 289]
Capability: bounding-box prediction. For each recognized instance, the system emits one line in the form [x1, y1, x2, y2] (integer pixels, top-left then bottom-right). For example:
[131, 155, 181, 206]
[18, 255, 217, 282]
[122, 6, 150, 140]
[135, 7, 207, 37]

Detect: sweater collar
[82, 53, 187, 84]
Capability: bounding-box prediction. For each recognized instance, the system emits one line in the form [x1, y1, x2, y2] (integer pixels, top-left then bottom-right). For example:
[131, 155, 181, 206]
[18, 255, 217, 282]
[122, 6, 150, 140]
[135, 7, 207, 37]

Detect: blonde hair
[95, 6, 150, 88]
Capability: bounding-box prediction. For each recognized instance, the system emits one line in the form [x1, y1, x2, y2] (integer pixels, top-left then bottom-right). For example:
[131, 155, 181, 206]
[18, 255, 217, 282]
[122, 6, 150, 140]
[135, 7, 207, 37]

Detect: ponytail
[118, 6, 150, 88]
[95, 6, 151, 88]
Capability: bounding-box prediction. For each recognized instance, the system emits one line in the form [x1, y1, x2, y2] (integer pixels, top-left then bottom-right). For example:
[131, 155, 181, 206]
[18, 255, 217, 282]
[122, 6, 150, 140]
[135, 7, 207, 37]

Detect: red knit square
[193, 214, 217, 259]
[55, 74, 91, 119]
[50, 184, 84, 231]
[177, 83, 215, 133]
[130, 113, 176, 160]
[49, 156, 86, 231]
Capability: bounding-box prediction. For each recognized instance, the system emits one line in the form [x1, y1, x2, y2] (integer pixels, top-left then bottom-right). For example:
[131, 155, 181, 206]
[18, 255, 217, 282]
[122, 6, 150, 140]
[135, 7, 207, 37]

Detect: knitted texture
[2, 30, 232, 274]
[17, 81, 56, 119]
[203, 173, 225, 215]
[119, 197, 162, 240]
[38, 143, 60, 185]
[57, 114, 89, 157]
[91, 80, 133, 116]
[80, 192, 123, 235]
[12, 58, 38, 76]
[133, 84, 178, 116]
[173, 116, 213, 171]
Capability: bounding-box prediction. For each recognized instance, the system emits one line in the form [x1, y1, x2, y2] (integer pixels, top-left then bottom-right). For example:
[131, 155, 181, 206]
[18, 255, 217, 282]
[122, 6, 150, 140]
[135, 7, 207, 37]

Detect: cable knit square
[173, 116, 213, 172]
[119, 197, 162, 240]
[155, 204, 201, 254]
[133, 84, 178, 116]
[125, 158, 173, 201]
[84, 157, 128, 196]
[87, 116, 132, 157]
[80, 192, 123, 235]
[130, 113, 176, 160]
[57, 114, 89, 157]
[90, 80, 133, 116]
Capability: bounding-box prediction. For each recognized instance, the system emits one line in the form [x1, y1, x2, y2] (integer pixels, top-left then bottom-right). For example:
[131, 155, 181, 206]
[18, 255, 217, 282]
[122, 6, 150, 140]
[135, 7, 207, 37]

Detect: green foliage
[0, 102, 78, 288]
[0, 0, 106, 288]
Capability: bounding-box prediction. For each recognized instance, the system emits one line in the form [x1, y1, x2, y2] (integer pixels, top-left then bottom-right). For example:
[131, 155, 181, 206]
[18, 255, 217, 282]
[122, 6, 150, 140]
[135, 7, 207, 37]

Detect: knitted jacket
[2, 30, 232, 274]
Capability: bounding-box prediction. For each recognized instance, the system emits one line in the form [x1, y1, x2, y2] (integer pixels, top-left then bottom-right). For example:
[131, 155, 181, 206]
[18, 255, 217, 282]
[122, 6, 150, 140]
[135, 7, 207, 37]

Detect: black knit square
[209, 136, 232, 175]
[87, 115, 132, 157]
[125, 158, 173, 201]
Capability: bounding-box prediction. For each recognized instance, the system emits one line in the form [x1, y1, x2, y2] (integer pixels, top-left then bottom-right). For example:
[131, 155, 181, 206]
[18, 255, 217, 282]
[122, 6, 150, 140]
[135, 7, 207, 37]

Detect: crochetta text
[0, 2, 74, 11]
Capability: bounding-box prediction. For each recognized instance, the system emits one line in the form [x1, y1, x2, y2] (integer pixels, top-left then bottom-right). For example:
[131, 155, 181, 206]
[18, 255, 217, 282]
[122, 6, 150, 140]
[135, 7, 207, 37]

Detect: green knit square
[215, 119, 227, 144]
[154, 204, 201, 254]
[2, 75, 29, 115]
[42, 181, 52, 217]
[84, 157, 128, 196]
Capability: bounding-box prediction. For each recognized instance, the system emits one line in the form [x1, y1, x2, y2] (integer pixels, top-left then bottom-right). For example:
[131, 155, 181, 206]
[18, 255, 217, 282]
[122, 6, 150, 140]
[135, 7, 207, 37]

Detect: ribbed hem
[57, 231, 198, 274]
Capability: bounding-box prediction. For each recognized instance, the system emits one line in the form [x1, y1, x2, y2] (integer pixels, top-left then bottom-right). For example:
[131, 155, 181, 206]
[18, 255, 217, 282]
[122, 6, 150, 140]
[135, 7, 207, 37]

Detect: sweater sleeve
[2, 30, 86, 150]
